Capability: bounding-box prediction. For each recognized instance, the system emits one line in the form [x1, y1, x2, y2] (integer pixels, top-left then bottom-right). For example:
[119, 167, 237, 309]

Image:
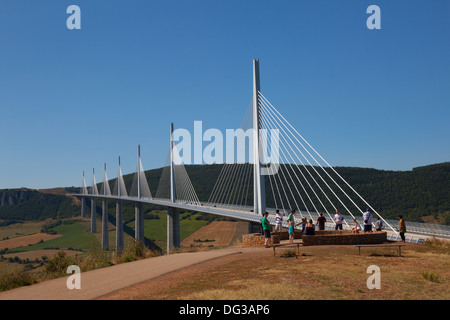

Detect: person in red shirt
[316, 213, 326, 230]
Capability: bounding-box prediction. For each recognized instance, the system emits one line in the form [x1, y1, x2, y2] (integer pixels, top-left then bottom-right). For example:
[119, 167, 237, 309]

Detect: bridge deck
[74, 194, 449, 242]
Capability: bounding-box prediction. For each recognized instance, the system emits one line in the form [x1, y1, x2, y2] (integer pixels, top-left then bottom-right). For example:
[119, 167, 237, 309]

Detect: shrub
[0, 265, 37, 292]
[421, 271, 441, 283]
[280, 250, 297, 258]
[424, 237, 450, 249]
[80, 238, 112, 271]
[43, 250, 77, 276]
[118, 241, 152, 263]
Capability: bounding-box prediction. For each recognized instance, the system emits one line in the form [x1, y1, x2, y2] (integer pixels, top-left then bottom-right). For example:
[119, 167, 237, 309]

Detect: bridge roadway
[75, 194, 266, 224]
[75, 193, 335, 230]
[76, 194, 449, 243]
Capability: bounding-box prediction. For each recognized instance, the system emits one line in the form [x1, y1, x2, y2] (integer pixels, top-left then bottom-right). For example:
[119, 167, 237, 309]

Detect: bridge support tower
[135, 145, 145, 242]
[135, 203, 144, 242]
[253, 58, 266, 216]
[91, 198, 96, 233]
[167, 122, 180, 253]
[102, 198, 109, 250]
[81, 197, 86, 218]
[167, 207, 180, 253]
[116, 200, 123, 253]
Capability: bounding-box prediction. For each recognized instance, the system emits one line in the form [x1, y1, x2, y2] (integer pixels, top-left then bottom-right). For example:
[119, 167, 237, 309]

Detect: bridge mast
[170, 122, 176, 203]
[116, 157, 124, 253]
[253, 58, 266, 215]
[167, 122, 180, 253]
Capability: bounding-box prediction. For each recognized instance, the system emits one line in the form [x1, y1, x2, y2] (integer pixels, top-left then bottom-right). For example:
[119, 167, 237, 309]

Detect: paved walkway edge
[0, 248, 247, 300]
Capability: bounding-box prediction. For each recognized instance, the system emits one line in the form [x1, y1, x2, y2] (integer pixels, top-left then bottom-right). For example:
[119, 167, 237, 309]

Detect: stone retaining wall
[302, 231, 387, 246]
[276, 230, 303, 240]
[242, 233, 280, 246]
[242, 230, 387, 247]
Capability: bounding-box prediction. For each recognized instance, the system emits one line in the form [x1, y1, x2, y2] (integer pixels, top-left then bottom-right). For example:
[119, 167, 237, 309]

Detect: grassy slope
[7, 222, 96, 254]
[3, 211, 210, 256]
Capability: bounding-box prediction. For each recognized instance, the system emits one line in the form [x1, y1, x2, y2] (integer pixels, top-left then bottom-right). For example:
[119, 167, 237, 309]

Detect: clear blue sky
[0, 0, 449, 189]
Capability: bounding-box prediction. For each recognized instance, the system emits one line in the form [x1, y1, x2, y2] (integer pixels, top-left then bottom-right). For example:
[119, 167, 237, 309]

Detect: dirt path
[98, 248, 262, 300]
[0, 247, 263, 300]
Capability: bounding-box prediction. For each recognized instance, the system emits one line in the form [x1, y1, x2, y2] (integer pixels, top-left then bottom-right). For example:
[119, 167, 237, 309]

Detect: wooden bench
[355, 244, 406, 256]
[272, 241, 302, 257]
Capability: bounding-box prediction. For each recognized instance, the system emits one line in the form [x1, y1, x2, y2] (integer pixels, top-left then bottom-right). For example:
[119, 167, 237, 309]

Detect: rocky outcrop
[0, 189, 30, 206]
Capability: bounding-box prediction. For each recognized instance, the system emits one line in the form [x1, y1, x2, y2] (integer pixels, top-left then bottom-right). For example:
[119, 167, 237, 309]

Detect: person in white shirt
[275, 210, 283, 233]
[334, 210, 344, 230]
[352, 218, 362, 233]
[363, 209, 373, 232]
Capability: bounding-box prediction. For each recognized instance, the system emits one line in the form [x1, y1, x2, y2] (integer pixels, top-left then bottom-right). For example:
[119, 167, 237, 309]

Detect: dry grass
[181, 221, 238, 248]
[0, 233, 61, 250]
[101, 242, 450, 300]
[0, 220, 50, 240]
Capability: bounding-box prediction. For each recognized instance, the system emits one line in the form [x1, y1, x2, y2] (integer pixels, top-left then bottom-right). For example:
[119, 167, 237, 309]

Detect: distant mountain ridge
[1, 162, 449, 225]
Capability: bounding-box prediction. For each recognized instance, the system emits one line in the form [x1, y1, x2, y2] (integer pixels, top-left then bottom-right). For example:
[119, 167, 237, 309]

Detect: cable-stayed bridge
[74, 59, 449, 253]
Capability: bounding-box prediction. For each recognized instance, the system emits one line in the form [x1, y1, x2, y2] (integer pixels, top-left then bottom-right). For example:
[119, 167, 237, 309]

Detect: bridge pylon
[167, 122, 180, 253]
[116, 157, 124, 253]
[253, 58, 266, 216]
[135, 145, 145, 243]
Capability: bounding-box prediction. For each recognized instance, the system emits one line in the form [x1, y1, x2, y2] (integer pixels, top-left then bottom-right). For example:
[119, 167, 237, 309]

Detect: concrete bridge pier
[81, 197, 86, 218]
[102, 198, 109, 250]
[116, 200, 123, 253]
[167, 207, 180, 254]
[91, 198, 96, 233]
[135, 202, 144, 242]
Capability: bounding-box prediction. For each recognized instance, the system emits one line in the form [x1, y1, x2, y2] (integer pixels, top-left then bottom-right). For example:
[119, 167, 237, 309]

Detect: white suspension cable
[260, 108, 317, 218]
[260, 92, 394, 230]
[260, 95, 351, 227]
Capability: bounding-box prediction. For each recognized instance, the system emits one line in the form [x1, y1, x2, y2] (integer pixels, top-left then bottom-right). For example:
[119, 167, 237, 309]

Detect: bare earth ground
[99, 242, 450, 300]
[0, 233, 61, 250]
[181, 221, 237, 248]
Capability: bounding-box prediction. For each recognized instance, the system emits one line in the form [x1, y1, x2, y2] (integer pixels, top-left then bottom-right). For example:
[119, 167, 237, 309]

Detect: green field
[0, 220, 48, 240]
[126, 211, 210, 249]
[2, 211, 212, 256]
[7, 222, 96, 254]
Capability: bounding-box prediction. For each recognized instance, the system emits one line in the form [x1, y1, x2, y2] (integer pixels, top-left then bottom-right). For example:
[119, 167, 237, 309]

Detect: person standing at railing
[316, 213, 326, 231]
[262, 212, 272, 248]
[363, 209, 373, 233]
[287, 209, 295, 226]
[275, 210, 283, 234]
[398, 215, 407, 242]
[375, 217, 383, 231]
[334, 210, 344, 230]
